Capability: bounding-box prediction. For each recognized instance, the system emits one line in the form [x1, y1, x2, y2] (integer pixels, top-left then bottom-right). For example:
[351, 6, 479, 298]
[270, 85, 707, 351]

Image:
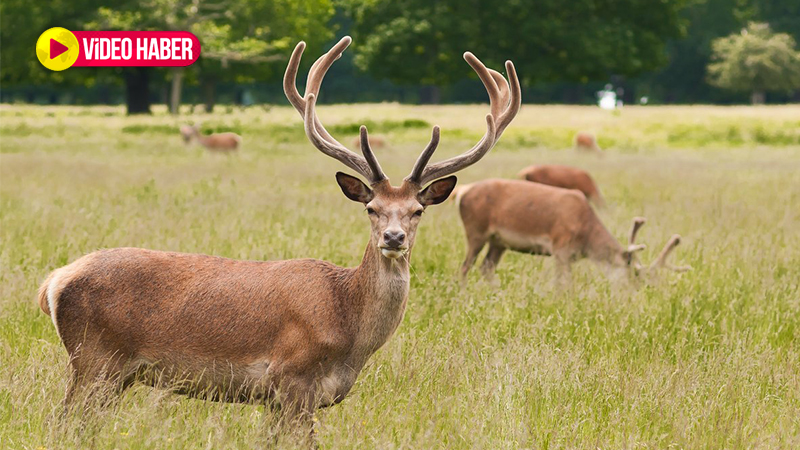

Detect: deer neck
[348, 240, 410, 362]
[587, 222, 625, 265]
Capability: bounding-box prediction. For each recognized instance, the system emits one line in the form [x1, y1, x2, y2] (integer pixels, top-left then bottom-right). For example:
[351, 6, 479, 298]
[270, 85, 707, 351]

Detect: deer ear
[418, 176, 457, 206]
[336, 172, 373, 204]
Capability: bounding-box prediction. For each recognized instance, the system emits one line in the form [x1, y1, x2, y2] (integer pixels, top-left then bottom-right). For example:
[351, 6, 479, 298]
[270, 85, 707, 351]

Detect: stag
[38, 37, 520, 427]
[456, 179, 689, 282]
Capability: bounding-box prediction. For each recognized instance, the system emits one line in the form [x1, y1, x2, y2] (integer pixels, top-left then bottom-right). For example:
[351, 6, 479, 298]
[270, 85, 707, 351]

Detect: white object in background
[597, 84, 617, 110]
[598, 90, 617, 110]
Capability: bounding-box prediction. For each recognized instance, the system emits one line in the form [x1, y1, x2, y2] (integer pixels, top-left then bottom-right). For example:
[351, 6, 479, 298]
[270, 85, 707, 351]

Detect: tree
[89, 0, 330, 115]
[707, 22, 800, 104]
[0, 0, 109, 96]
[344, 0, 689, 103]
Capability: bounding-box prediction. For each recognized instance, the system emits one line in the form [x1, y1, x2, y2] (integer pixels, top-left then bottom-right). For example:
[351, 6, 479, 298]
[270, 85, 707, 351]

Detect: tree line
[1, 0, 798, 113]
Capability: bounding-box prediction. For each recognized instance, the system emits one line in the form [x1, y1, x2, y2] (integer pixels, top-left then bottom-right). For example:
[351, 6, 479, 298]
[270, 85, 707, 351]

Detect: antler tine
[302, 36, 352, 147]
[497, 60, 522, 135]
[650, 234, 685, 270]
[405, 126, 441, 184]
[283, 41, 306, 113]
[414, 115, 497, 185]
[489, 69, 510, 112]
[303, 94, 372, 178]
[465, 52, 503, 119]
[409, 52, 520, 185]
[305, 36, 351, 99]
[360, 126, 387, 182]
[629, 217, 647, 245]
[285, 37, 385, 182]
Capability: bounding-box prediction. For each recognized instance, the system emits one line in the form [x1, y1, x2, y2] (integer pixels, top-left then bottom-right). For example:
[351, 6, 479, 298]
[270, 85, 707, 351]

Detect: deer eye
[413, 209, 424, 217]
[366, 207, 376, 215]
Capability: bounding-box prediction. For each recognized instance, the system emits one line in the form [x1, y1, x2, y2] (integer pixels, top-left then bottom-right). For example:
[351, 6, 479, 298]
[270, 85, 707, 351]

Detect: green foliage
[707, 22, 800, 97]
[344, 0, 690, 86]
[121, 124, 179, 134]
[0, 0, 110, 86]
[86, 0, 334, 72]
[329, 118, 430, 134]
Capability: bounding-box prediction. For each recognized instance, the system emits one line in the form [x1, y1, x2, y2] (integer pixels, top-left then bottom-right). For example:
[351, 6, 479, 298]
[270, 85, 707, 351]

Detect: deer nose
[383, 230, 405, 248]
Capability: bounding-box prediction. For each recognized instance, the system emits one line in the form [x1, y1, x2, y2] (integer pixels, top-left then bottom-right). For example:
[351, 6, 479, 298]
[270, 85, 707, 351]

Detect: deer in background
[38, 36, 520, 430]
[180, 124, 241, 152]
[455, 179, 689, 283]
[518, 164, 606, 208]
[574, 131, 603, 156]
[351, 134, 388, 149]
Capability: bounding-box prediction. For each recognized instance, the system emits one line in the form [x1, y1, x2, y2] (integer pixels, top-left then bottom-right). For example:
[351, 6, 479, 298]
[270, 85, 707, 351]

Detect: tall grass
[1, 104, 799, 449]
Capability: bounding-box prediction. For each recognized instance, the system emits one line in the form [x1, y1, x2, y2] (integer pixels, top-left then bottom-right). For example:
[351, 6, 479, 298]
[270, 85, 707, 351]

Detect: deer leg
[480, 243, 506, 283]
[275, 379, 319, 446]
[63, 346, 131, 416]
[553, 251, 572, 287]
[460, 236, 487, 282]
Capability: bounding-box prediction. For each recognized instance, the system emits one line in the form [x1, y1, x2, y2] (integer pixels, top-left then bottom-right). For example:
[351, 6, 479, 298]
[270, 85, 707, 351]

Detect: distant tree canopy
[87, 0, 335, 113]
[0, 0, 334, 113]
[3, 0, 800, 106]
[344, 0, 689, 101]
[707, 22, 800, 104]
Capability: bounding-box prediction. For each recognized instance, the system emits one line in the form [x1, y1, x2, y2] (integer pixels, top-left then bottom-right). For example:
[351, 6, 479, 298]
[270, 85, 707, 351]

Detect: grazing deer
[574, 131, 602, 156]
[456, 179, 689, 282]
[351, 134, 387, 149]
[518, 164, 606, 208]
[180, 124, 241, 152]
[38, 36, 520, 426]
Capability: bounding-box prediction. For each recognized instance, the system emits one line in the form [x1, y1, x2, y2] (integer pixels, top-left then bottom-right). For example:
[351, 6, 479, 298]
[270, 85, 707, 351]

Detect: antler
[284, 37, 387, 184]
[649, 235, 692, 272]
[406, 53, 522, 186]
[629, 217, 646, 245]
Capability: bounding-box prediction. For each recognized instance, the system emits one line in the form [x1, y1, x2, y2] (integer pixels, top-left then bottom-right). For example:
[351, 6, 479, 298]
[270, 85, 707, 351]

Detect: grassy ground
[1, 103, 799, 449]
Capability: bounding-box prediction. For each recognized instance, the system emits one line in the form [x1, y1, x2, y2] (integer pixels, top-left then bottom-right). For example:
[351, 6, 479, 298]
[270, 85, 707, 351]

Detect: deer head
[284, 36, 521, 260]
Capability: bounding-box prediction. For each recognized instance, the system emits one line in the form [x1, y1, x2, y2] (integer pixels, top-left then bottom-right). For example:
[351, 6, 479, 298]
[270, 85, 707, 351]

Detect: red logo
[72, 31, 201, 67]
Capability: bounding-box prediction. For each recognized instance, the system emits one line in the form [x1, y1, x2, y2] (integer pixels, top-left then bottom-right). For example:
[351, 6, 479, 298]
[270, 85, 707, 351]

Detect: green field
[1, 103, 799, 449]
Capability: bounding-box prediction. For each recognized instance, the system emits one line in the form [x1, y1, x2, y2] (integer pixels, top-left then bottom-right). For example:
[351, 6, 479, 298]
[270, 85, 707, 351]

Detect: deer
[574, 131, 603, 156]
[37, 36, 520, 429]
[517, 164, 606, 208]
[180, 124, 241, 152]
[455, 179, 689, 283]
[351, 134, 388, 149]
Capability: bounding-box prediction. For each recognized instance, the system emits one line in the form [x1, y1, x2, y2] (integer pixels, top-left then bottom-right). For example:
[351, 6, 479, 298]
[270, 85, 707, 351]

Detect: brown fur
[518, 164, 606, 208]
[180, 125, 241, 152]
[351, 135, 387, 149]
[574, 131, 602, 155]
[39, 178, 456, 416]
[37, 271, 54, 315]
[457, 179, 685, 282]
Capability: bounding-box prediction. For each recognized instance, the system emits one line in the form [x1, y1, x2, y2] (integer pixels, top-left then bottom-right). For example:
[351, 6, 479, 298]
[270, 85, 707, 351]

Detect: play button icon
[36, 27, 80, 71]
[50, 39, 69, 59]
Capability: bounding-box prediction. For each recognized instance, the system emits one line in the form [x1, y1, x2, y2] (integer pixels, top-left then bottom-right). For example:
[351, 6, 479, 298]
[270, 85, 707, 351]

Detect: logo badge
[36, 27, 79, 71]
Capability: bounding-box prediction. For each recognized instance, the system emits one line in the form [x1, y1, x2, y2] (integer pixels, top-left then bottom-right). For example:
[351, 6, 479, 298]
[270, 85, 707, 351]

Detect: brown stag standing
[180, 124, 241, 152]
[456, 179, 689, 283]
[518, 164, 606, 208]
[37, 36, 520, 427]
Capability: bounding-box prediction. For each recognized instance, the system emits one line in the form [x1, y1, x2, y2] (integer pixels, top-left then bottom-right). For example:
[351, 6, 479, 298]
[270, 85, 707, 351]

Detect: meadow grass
[1, 103, 799, 449]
